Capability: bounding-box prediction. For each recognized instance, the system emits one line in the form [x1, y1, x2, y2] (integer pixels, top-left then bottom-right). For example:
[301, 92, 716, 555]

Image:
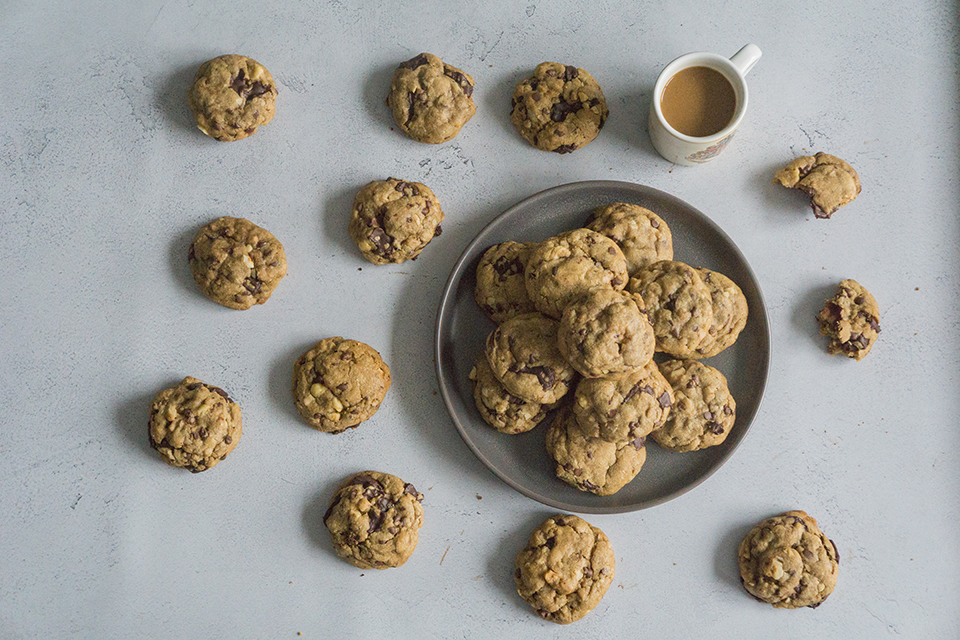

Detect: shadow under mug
[648, 44, 762, 166]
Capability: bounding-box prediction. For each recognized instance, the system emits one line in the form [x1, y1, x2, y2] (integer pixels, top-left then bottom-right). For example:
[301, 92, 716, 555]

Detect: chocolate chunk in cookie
[572, 361, 673, 443]
[738, 510, 839, 609]
[652, 359, 735, 452]
[514, 514, 616, 624]
[510, 62, 609, 154]
[628, 260, 713, 358]
[292, 337, 392, 433]
[386, 52, 476, 144]
[773, 152, 861, 218]
[348, 178, 444, 264]
[187, 54, 277, 141]
[323, 471, 424, 569]
[188, 216, 287, 310]
[148, 376, 242, 472]
[816, 279, 880, 360]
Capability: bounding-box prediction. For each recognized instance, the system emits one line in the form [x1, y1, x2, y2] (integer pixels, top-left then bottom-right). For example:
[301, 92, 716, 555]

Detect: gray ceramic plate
[435, 181, 770, 514]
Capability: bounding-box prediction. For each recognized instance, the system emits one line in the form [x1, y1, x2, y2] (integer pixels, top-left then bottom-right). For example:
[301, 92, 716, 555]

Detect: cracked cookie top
[386, 52, 476, 144]
[187, 54, 277, 141]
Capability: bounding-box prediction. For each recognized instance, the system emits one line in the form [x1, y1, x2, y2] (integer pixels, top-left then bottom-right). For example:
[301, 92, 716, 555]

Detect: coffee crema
[660, 66, 736, 138]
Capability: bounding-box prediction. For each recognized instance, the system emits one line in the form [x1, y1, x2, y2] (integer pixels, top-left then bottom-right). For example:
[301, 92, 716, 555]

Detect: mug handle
[730, 43, 762, 76]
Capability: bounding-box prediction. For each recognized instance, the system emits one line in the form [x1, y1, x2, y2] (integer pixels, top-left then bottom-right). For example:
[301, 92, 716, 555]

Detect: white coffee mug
[648, 44, 761, 166]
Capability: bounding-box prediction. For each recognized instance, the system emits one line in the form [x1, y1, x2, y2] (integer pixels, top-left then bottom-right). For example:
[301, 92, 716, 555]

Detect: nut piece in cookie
[692, 267, 749, 359]
[292, 337, 392, 433]
[323, 471, 424, 569]
[816, 279, 880, 360]
[586, 202, 673, 275]
[525, 228, 628, 320]
[573, 360, 673, 443]
[187, 54, 277, 141]
[148, 376, 242, 472]
[485, 312, 577, 405]
[348, 178, 444, 265]
[189, 216, 288, 310]
[545, 404, 647, 496]
[510, 62, 609, 154]
[557, 288, 655, 379]
[738, 510, 839, 609]
[470, 353, 551, 434]
[773, 152, 861, 219]
[386, 52, 476, 144]
[628, 260, 713, 358]
[474, 241, 537, 324]
[514, 514, 616, 624]
[652, 359, 735, 452]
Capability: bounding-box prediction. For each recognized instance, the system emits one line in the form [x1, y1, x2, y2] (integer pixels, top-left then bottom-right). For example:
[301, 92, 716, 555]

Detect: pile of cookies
[470, 201, 748, 496]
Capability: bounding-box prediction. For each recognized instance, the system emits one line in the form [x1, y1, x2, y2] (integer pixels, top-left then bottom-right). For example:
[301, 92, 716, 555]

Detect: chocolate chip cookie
[557, 288, 655, 379]
[485, 312, 577, 404]
[514, 514, 616, 624]
[773, 152, 861, 219]
[572, 361, 673, 443]
[469, 353, 551, 434]
[545, 404, 647, 496]
[693, 267, 749, 359]
[510, 62, 609, 154]
[187, 54, 277, 142]
[816, 279, 880, 360]
[348, 178, 444, 264]
[386, 52, 476, 144]
[586, 202, 673, 275]
[628, 260, 713, 358]
[524, 228, 628, 320]
[738, 510, 839, 609]
[323, 471, 424, 570]
[652, 359, 735, 452]
[188, 216, 287, 310]
[148, 376, 242, 472]
[474, 241, 537, 324]
[292, 337, 392, 433]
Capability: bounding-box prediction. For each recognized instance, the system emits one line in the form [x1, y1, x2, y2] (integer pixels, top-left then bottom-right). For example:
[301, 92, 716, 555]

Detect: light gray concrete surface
[2, 1, 958, 637]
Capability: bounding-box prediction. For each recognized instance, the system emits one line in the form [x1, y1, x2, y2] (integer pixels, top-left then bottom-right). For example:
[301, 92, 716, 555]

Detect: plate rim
[434, 179, 771, 514]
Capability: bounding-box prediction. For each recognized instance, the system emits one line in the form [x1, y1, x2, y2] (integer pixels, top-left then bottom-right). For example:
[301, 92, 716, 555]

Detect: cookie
[348, 178, 444, 265]
[545, 404, 647, 496]
[628, 260, 713, 357]
[292, 337, 392, 433]
[524, 228, 628, 320]
[485, 312, 577, 405]
[693, 267, 749, 359]
[148, 376, 242, 472]
[557, 287, 655, 379]
[469, 353, 551, 434]
[572, 361, 673, 443]
[188, 216, 288, 310]
[514, 514, 616, 624]
[652, 359, 735, 452]
[816, 279, 880, 360]
[586, 202, 673, 275]
[323, 471, 424, 570]
[738, 510, 839, 609]
[473, 241, 537, 324]
[386, 52, 476, 144]
[187, 54, 277, 142]
[510, 62, 609, 154]
[773, 152, 861, 219]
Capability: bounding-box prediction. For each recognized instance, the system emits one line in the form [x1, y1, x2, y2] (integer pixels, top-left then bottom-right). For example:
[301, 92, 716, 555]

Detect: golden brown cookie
[773, 152, 861, 218]
[188, 216, 287, 310]
[510, 62, 609, 154]
[187, 54, 277, 142]
[693, 267, 749, 359]
[652, 359, 735, 452]
[148, 376, 242, 472]
[292, 337, 391, 433]
[469, 353, 551, 434]
[514, 514, 616, 624]
[572, 360, 673, 443]
[738, 510, 839, 609]
[816, 279, 880, 360]
[628, 260, 713, 358]
[473, 241, 538, 324]
[586, 202, 673, 276]
[323, 471, 424, 569]
[348, 178, 444, 265]
[386, 52, 476, 144]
